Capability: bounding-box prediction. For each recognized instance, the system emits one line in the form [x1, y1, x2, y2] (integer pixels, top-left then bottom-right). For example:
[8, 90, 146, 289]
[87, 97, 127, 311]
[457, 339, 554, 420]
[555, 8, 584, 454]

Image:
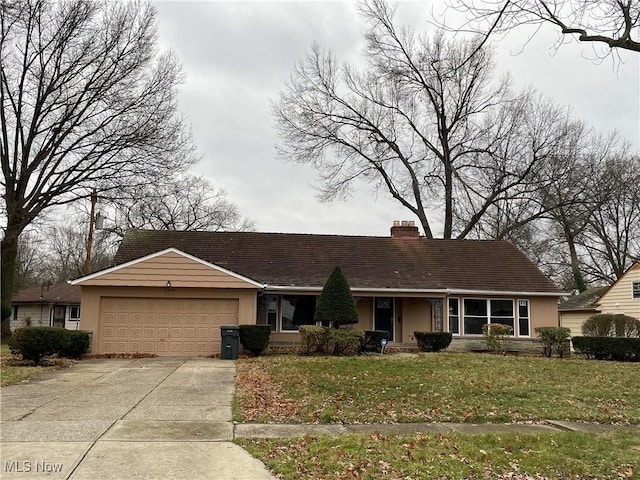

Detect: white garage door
[99, 297, 238, 356]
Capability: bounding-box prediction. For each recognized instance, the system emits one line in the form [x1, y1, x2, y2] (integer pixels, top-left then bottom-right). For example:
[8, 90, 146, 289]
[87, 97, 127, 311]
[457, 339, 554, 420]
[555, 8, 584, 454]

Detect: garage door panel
[99, 297, 238, 356]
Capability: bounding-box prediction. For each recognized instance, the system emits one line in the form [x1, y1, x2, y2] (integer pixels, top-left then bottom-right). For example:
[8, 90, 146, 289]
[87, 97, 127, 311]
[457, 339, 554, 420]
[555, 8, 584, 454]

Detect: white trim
[265, 286, 564, 296]
[70, 248, 264, 288]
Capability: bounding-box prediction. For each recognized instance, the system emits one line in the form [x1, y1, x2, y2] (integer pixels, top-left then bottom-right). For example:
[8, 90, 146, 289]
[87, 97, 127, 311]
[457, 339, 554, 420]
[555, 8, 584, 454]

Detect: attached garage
[99, 297, 239, 355]
[72, 249, 262, 356]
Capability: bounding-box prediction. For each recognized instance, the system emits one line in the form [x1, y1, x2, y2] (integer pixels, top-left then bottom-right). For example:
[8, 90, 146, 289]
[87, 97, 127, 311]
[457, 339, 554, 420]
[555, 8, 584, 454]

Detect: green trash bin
[220, 325, 240, 360]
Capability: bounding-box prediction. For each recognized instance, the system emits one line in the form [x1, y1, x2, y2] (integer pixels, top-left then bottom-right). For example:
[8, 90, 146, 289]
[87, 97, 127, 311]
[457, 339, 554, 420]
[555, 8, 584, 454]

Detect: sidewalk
[234, 419, 639, 439]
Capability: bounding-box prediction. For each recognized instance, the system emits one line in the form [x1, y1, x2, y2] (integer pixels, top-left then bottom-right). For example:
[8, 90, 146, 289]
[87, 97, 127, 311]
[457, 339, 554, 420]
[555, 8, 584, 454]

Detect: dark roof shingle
[12, 283, 81, 304]
[558, 286, 608, 311]
[112, 230, 562, 294]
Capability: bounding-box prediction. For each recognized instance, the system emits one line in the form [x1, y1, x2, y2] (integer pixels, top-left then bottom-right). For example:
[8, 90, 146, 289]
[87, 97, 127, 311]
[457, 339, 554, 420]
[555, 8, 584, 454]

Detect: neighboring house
[11, 283, 82, 331]
[558, 287, 608, 338]
[71, 223, 564, 356]
[595, 262, 640, 320]
[559, 262, 640, 338]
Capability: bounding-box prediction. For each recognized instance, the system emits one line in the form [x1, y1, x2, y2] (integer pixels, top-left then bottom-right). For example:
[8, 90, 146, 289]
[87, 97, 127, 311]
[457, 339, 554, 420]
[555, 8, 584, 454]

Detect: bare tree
[448, 0, 639, 58]
[274, 0, 585, 239]
[105, 174, 254, 236]
[0, 0, 196, 333]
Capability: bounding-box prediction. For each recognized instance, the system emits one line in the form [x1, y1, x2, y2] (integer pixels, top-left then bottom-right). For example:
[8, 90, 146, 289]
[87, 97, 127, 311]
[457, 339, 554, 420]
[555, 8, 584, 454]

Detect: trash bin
[220, 325, 240, 360]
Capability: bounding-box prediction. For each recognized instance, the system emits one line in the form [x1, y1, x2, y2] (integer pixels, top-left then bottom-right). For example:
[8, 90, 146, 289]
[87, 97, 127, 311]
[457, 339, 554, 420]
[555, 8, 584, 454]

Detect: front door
[374, 297, 394, 341]
[52, 305, 66, 328]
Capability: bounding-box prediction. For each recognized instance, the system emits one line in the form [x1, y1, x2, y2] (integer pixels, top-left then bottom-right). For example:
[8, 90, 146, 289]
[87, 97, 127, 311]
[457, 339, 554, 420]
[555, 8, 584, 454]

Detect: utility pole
[84, 189, 97, 275]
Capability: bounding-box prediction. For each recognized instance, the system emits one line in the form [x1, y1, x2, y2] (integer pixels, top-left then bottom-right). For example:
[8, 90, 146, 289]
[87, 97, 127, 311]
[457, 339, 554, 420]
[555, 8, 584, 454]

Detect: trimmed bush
[482, 323, 513, 354]
[329, 328, 365, 356]
[572, 336, 640, 361]
[535, 326, 571, 358]
[314, 266, 358, 328]
[8, 327, 68, 365]
[299, 325, 330, 355]
[361, 330, 391, 353]
[59, 330, 91, 358]
[582, 314, 640, 338]
[239, 324, 272, 356]
[414, 332, 452, 352]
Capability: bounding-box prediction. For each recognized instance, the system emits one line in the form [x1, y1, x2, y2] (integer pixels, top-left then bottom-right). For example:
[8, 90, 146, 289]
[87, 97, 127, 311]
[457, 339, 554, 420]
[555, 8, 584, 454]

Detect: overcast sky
[153, 0, 639, 237]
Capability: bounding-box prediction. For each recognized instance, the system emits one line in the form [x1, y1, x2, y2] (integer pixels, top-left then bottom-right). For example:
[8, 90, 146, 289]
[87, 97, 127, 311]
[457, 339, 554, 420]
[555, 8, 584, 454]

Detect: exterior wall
[399, 298, 432, 343]
[10, 304, 81, 331]
[596, 264, 640, 319]
[529, 296, 560, 333]
[559, 310, 598, 338]
[79, 286, 258, 354]
[10, 305, 51, 330]
[80, 251, 258, 289]
[355, 297, 373, 330]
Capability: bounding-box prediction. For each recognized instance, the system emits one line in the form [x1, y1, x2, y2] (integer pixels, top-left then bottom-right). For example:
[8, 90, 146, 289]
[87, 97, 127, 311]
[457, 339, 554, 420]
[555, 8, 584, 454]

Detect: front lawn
[235, 353, 640, 425]
[1, 341, 73, 387]
[238, 429, 639, 480]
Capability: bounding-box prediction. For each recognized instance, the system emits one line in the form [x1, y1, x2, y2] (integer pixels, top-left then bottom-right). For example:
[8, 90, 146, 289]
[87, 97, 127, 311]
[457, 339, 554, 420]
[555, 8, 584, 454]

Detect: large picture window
[280, 295, 317, 331]
[463, 299, 515, 335]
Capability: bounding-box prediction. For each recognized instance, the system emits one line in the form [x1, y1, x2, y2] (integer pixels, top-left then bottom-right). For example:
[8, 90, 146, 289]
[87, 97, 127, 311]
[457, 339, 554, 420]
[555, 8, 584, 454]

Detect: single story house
[559, 262, 640, 338]
[11, 283, 82, 331]
[71, 223, 564, 356]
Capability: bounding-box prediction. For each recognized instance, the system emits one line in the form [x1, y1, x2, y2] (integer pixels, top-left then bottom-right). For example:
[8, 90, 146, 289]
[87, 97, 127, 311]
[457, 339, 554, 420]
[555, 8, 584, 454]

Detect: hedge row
[414, 332, 452, 352]
[8, 327, 91, 365]
[572, 336, 640, 362]
[299, 326, 365, 356]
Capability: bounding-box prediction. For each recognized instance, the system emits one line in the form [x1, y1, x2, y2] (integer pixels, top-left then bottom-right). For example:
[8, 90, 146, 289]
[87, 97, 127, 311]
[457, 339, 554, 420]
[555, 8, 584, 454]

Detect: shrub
[572, 336, 640, 361]
[314, 266, 358, 328]
[59, 330, 91, 358]
[239, 325, 272, 356]
[582, 314, 640, 338]
[8, 327, 69, 365]
[329, 328, 365, 356]
[361, 330, 391, 353]
[299, 325, 330, 355]
[535, 326, 571, 358]
[414, 332, 453, 352]
[482, 323, 513, 354]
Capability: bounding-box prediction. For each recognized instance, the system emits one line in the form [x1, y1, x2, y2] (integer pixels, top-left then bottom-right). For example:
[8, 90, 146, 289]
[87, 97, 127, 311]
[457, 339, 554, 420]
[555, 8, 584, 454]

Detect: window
[69, 305, 81, 321]
[518, 300, 530, 336]
[448, 298, 460, 335]
[490, 299, 514, 330]
[280, 295, 317, 331]
[463, 298, 515, 335]
[463, 299, 487, 334]
[633, 282, 640, 299]
[257, 295, 278, 331]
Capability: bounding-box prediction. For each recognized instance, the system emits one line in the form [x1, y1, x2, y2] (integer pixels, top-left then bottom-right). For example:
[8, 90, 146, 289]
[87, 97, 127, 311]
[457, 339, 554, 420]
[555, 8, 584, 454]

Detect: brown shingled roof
[110, 230, 562, 294]
[558, 286, 608, 311]
[12, 283, 81, 304]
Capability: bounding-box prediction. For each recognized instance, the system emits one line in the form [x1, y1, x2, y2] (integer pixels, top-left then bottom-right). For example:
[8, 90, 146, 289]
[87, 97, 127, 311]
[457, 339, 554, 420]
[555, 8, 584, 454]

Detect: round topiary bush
[238, 324, 272, 356]
[582, 314, 640, 338]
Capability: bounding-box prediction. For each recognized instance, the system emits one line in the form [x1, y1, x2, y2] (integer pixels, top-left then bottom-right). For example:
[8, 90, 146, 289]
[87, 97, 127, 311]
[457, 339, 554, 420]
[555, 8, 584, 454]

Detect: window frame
[517, 299, 530, 337]
[633, 281, 640, 299]
[461, 298, 519, 336]
[69, 305, 81, 321]
[448, 297, 460, 335]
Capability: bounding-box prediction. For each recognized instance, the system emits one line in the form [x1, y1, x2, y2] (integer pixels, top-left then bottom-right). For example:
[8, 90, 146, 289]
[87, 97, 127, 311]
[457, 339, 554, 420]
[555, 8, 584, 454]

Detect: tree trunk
[1, 229, 19, 336]
[565, 229, 586, 293]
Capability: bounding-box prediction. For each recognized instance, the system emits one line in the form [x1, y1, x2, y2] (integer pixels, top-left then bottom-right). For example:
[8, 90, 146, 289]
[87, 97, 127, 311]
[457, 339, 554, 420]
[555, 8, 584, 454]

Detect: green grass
[0, 340, 71, 387]
[235, 353, 640, 424]
[237, 430, 639, 479]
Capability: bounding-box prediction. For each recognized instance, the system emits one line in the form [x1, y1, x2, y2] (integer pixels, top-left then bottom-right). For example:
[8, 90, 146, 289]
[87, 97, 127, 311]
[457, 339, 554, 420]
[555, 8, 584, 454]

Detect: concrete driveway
[0, 358, 275, 480]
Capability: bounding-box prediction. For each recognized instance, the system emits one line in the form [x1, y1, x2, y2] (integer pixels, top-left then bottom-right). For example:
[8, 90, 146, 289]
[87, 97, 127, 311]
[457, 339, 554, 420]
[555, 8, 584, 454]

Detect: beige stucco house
[559, 262, 640, 338]
[71, 224, 564, 356]
[11, 283, 82, 331]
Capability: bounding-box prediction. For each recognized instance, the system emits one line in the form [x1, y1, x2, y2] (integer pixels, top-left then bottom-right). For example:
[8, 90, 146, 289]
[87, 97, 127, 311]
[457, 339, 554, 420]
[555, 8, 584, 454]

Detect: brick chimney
[390, 220, 420, 238]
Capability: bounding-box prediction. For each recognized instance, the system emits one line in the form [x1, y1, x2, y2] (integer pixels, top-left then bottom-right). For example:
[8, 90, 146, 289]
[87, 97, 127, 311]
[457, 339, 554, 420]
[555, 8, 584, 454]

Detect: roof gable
[596, 262, 640, 308]
[106, 230, 562, 295]
[72, 248, 262, 289]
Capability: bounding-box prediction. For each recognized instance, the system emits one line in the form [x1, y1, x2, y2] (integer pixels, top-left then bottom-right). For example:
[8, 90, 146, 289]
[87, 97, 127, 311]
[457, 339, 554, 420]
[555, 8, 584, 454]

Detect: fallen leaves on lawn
[236, 358, 302, 422]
